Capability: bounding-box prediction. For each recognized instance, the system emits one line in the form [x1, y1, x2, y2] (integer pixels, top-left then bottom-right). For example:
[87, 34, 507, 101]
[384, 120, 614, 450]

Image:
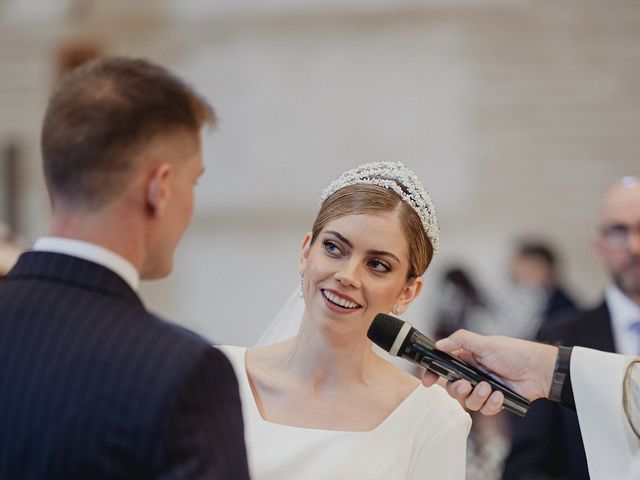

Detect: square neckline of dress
[235, 346, 422, 434]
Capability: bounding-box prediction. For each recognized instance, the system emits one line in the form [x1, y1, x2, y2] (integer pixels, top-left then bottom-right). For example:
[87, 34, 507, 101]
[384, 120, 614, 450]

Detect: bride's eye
[369, 259, 391, 273]
[323, 239, 342, 256]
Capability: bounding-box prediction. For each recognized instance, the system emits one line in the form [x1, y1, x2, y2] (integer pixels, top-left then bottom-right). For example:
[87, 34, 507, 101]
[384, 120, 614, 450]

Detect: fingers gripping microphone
[367, 313, 530, 417]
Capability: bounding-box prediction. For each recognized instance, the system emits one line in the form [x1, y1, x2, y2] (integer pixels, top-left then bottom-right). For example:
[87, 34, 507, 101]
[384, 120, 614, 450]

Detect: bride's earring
[299, 272, 304, 297]
[392, 305, 401, 316]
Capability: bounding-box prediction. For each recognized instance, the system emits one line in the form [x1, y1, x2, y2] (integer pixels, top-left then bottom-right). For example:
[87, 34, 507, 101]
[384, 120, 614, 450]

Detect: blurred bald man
[596, 177, 640, 307]
[504, 177, 640, 480]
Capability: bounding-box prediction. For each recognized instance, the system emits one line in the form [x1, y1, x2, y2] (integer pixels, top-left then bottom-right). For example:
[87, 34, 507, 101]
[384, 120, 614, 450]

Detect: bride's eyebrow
[324, 230, 401, 264]
[324, 231, 352, 248]
[368, 249, 401, 264]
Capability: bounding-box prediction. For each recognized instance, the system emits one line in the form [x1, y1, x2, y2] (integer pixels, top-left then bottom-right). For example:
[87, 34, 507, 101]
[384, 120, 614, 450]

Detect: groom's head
[41, 56, 216, 278]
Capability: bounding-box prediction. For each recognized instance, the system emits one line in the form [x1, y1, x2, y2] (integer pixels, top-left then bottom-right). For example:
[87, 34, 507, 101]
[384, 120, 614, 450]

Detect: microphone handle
[403, 337, 531, 417]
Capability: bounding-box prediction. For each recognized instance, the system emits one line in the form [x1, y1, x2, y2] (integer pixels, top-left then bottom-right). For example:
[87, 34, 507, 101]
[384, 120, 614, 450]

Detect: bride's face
[299, 211, 422, 337]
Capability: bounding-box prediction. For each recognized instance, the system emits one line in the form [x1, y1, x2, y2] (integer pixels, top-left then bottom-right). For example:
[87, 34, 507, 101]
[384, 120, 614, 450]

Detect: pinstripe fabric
[0, 252, 250, 480]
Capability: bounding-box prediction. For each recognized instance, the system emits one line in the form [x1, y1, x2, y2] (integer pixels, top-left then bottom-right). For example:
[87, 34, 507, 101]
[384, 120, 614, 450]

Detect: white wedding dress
[220, 345, 470, 480]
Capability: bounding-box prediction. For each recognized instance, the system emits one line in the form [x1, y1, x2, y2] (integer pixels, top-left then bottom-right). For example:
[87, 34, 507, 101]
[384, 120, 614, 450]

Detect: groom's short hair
[41, 56, 215, 209]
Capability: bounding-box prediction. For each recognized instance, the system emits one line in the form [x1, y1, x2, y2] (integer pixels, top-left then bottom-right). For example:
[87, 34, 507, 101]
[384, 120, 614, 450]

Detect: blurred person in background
[510, 241, 579, 331]
[467, 240, 577, 342]
[503, 176, 640, 480]
[433, 266, 486, 339]
[432, 266, 507, 480]
[430, 244, 578, 479]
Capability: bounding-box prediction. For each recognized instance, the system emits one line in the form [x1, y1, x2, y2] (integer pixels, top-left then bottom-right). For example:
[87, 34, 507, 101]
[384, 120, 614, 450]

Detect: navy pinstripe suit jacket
[0, 251, 250, 480]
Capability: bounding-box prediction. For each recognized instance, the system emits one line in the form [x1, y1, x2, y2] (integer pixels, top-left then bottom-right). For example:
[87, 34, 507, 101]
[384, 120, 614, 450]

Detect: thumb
[436, 329, 485, 355]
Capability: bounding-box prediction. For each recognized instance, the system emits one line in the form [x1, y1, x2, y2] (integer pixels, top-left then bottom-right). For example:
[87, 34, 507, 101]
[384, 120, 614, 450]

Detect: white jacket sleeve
[571, 347, 640, 479]
[407, 411, 471, 480]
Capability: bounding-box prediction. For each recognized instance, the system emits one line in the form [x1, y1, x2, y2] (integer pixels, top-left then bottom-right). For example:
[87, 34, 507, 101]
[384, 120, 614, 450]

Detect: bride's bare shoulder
[246, 339, 293, 366]
[244, 340, 296, 389]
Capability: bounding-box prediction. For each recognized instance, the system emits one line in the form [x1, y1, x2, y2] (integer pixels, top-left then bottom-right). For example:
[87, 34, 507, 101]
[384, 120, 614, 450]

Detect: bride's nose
[334, 261, 362, 288]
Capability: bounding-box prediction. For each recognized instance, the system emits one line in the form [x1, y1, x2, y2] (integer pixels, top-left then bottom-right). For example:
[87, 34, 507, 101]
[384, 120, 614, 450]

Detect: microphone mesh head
[367, 313, 405, 352]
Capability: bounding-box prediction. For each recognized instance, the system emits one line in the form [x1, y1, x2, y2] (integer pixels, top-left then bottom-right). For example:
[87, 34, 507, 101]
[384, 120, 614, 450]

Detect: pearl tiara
[319, 162, 440, 253]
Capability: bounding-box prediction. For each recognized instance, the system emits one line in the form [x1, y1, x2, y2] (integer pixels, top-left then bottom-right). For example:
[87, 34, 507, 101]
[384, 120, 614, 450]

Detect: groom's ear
[298, 232, 313, 270]
[145, 163, 172, 218]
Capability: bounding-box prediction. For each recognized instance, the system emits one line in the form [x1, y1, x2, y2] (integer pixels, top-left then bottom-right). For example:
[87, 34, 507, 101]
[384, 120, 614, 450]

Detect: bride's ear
[298, 232, 313, 270]
[394, 277, 423, 315]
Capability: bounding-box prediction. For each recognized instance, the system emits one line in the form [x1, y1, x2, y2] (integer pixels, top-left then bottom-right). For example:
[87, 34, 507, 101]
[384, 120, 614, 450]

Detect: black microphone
[367, 313, 530, 417]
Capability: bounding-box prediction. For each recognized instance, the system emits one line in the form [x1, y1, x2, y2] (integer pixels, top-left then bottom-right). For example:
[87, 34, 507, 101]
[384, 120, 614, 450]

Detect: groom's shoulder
[139, 314, 233, 375]
[143, 313, 214, 355]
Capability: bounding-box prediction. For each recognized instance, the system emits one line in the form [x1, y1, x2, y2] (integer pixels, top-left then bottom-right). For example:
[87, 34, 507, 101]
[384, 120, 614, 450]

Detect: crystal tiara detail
[319, 162, 440, 253]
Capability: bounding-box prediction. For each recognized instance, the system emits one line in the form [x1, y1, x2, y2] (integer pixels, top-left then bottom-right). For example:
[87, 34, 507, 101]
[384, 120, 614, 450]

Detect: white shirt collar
[605, 284, 640, 355]
[33, 236, 140, 291]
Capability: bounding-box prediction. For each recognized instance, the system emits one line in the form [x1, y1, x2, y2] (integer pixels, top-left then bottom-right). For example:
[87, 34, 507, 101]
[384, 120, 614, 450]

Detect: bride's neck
[282, 318, 379, 389]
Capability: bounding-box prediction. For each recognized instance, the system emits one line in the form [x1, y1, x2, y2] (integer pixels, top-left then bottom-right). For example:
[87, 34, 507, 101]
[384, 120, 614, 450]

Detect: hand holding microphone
[367, 314, 547, 417]
[422, 328, 559, 415]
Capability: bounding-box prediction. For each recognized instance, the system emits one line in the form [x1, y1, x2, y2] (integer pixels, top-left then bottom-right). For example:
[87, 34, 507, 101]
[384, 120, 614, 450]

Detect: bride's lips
[320, 288, 362, 313]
